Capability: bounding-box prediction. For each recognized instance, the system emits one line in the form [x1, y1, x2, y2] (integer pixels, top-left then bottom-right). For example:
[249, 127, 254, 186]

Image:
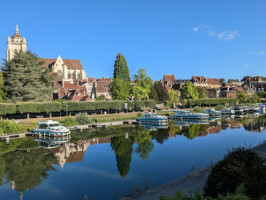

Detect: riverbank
[119, 141, 266, 200]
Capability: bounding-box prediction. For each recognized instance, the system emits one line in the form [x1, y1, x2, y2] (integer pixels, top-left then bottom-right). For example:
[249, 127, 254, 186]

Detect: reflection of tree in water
[150, 128, 169, 144]
[242, 116, 266, 132]
[134, 130, 154, 160]
[111, 135, 134, 178]
[181, 124, 210, 140]
[0, 138, 58, 198]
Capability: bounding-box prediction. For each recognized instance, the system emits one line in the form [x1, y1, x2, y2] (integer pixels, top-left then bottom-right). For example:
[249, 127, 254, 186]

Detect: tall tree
[149, 86, 159, 102]
[2, 51, 54, 102]
[154, 81, 169, 102]
[113, 52, 130, 83]
[218, 78, 225, 85]
[132, 68, 153, 100]
[196, 87, 208, 98]
[228, 79, 240, 83]
[110, 53, 131, 100]
[167, 89, 179, 108]
[180, 81, 199, 100]
[237, 91, 248, 103]
[0, 70, 4, 103]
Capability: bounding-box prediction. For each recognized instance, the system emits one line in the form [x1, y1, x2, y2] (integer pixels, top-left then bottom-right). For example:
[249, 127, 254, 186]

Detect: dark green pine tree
[113, 52, 131, 83]
[110, 52, 131, 100]
[0, 70, 4, 103]
[2, 51, 54, 102]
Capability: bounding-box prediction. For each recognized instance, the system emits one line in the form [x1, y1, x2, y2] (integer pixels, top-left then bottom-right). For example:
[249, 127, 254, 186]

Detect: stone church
[6, 25, 87, 81]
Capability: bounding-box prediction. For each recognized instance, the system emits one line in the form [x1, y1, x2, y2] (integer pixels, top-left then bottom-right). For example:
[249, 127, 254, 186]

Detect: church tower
[6, 25, 27, 61]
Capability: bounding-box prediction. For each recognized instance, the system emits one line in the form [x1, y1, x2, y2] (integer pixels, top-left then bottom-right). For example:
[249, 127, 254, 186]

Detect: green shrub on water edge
[75, 113, 93, 125]
[0, 120, 22, 134]
[62, 116, 78, 127]
[204, 147, 266, 199]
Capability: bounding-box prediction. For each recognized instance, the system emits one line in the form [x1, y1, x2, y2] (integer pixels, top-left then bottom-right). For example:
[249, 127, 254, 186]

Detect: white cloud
[247, 51, 264, 55]
[193, 24, 241, 41]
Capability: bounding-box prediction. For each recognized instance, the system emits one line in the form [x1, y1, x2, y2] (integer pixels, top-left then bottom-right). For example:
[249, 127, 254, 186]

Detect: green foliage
[241, 76, 251, 82]
[62, 116, 78, 126]
[204, 147, 266, 199]
[113, 52, 131, 83]
[17, 102, 62, 114]
[2, 51, 54, 102]
[132, 68, 153, 100]
[149, 85, 159, 102]
[75, 113, 93, 125]
[0, 71, 4, 103]
[154, 81, 169, 102]
[249, 93, 260, 103]
[228, 79, 239, 83]
[215, 105, 224, 110]
[134, 100, 145, 110]
[110, 78, 131, 100]
[167, 89, 179, 108]
[96, 95, 106, 101]
[257, 91, 266, 98]
[196, 87, 208, 99]
[159, 184, 248, 200]
[134, 130, 154, 160]
[0, 103, 16, 115]
[183, 124, 201, 140]
[191, 106, 203, 113]
[237, 91, 248, 103]
[111, 135, 134, 177]
[218, 78, 225, 85]
[0, 120, 22, 134]
[144, 100, 156, 108]
[185, 98, 237, 108]
[180, 81, 199, 100]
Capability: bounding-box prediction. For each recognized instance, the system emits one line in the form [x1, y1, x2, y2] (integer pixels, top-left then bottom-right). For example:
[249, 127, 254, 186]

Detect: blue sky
[0, 0, 265, 81]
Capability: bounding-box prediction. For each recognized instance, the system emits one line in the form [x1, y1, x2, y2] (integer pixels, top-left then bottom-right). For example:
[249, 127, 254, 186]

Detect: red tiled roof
[206, 78, 221, 86]
[164, 74, 175, 82]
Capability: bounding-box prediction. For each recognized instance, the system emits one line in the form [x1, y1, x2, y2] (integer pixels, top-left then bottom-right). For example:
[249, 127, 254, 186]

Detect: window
[49, 123, 60, 127]
[39, 124, 48, 129]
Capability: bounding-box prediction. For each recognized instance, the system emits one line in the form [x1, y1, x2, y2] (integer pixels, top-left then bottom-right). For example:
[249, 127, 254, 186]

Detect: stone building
[6, 25, 27, 61]
[95, 77, 113, 99]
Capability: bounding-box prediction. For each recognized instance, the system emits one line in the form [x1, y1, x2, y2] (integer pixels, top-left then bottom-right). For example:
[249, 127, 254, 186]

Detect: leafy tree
[132, 68, 153, 100]
[0, 70, 4, 102]
[134, 130, 154, 160]
[167, 89, 179, 108]
[241, 76, 251, 82]
[237, 91, 248, 103]
[249, 93, 260, 103]
[110, 53, 131, 99]
[149, 86, 159, 102]
[113, 52, 131, 83]
[110, 78, 131, 100]
[228, 79, 239, 83]
[154, 81, 169, 102]
[96, 95, 106, 101]
[2, 51, 54, 102]
[180, 81, 199, 100]
[196, 87, 208, 99]
[110, 135, 134, 177]
[218, 78, 225, 85]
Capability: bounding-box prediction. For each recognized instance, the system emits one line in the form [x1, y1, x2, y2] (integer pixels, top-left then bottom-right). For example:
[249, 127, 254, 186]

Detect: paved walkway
[119, 141, 266, 200]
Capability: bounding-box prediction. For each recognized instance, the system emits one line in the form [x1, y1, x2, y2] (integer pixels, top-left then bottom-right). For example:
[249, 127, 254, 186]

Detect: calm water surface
[0, 115, 265, 200]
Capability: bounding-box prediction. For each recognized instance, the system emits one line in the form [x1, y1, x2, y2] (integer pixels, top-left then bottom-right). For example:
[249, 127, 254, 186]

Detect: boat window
[49, 123, 60, 127]
[145, 114, 151, 117]
[39, 124, 48, 129]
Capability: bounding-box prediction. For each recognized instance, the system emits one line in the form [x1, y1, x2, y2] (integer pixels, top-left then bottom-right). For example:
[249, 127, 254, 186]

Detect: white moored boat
[202, 109, 221, 116]
[33, 120, 70, 137]
[221, 108, 235, 115]
[139, 113, 168, 124]
[172, 110, 209, 120]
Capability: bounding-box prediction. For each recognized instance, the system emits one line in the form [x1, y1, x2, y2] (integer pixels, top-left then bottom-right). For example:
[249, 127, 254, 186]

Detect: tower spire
[16, 25, 19, 34]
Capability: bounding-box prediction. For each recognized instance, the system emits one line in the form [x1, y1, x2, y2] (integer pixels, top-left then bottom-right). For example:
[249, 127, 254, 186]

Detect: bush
[62, 116, 78, 127]
[0, 103, 17, 115]
[159, 184, 248, 200]
[215, 105, 224, 110]
[96, 95, 106, 101]
[75, 113, 93, 125]
[191, 106, 203, 113]
[204, 147, 266, 199]
[0, 120, 22, 134]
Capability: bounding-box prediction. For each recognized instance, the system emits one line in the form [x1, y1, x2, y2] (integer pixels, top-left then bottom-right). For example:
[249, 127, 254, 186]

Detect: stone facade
[6, 25, 27, 61]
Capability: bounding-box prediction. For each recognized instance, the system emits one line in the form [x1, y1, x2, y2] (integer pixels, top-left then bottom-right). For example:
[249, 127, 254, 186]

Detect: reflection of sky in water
[0, 124, 266, 200]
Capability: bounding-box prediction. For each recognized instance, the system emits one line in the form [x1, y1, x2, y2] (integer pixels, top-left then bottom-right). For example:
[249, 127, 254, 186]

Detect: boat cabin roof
[37, 120, 60, 125]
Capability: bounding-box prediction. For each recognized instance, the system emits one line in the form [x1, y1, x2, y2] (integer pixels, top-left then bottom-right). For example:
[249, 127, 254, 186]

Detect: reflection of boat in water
[174, 119, 209, 126]
[221, 115, 235, 119]
[141, 123, 168, 131]
[33, 120, 70, 137]
[203, 109, 221, 116]
[35, 136, 70, 149]
[139, 113, 168, 124]
[172, 110, 209, 120]
[221, 108, 235, 115]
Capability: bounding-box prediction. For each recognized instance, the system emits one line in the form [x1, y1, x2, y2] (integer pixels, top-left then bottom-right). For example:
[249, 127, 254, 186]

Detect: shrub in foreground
[0, 120, 22, 134]
[62, 116, 78, 127]
[204, 147, 266, 199]
[75, 113, 93, 125]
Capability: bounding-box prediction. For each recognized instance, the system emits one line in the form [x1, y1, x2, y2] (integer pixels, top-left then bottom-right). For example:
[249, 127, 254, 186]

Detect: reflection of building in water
[207, 126, 221, 134]
[50, 138, 112, 168]
[11, 181, 23, 200]
[50, 141, 89, 168]
[243, 118, 266, 132]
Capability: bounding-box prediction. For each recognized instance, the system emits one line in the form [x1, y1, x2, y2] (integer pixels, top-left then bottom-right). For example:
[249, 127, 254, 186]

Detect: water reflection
[0, 115, 265, 199]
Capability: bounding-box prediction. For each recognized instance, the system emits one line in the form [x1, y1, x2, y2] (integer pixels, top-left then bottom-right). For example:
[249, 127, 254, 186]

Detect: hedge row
[182, 98, 238, 107]
[0, 100, 156, 115]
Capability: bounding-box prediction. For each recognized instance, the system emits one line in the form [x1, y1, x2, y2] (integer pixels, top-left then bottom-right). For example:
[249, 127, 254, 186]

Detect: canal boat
[233, 107, 244, 115]
[139, 113, 168, 124]
[172, 110, 209, 120]
[33, 120, 70, 137]
[221, 108, 235, 115]
[202, 109, 221, 116]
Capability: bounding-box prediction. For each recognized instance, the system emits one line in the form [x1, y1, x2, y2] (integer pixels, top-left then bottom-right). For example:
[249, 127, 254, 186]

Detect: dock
[0, 132, 39, 143]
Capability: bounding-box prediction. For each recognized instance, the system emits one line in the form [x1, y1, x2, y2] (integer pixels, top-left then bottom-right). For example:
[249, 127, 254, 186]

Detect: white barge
[139, 113, 168, 124]
[33, 120, 70, 137]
